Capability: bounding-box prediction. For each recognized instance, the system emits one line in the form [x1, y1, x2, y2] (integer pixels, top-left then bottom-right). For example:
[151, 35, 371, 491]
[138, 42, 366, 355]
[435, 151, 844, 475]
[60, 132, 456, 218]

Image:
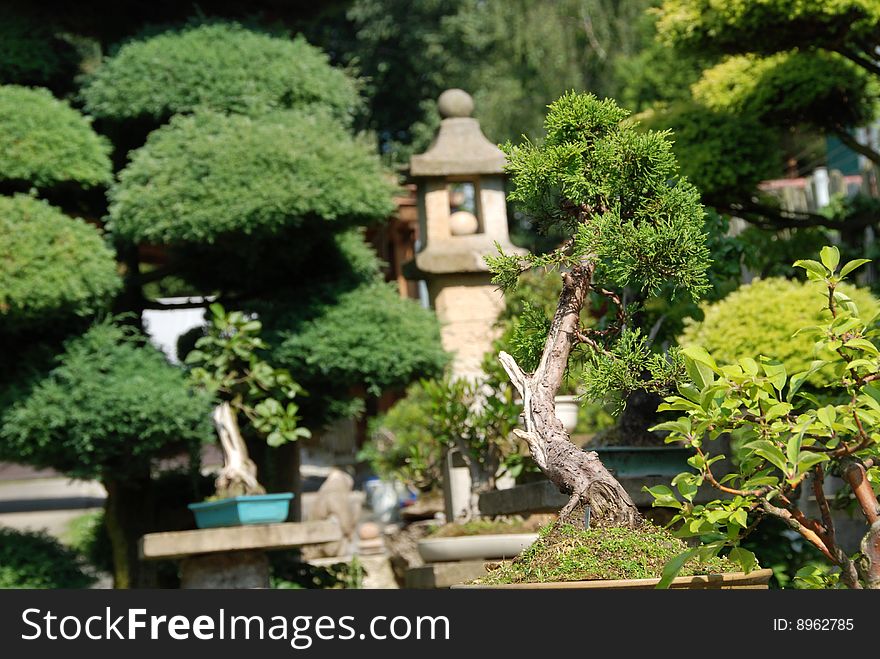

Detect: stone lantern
[407, 89, 525, 380]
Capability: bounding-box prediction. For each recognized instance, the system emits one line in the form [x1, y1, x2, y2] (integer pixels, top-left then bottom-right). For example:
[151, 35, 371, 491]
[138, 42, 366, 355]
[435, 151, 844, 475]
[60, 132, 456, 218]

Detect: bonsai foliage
[650, 247, 880, 589]
[187, 304, 310, 449]
[680, 277, 880, 388]
[0, 322, 213, 481]
[0, 195, 120, 332]
[362, 374, 525, 496]
[108, 110, 395, 245]
[0, 85, 111, 189]
[487, 92, 710, 528]
[186, 304, 310, 497]
[81, 22, 360, 122]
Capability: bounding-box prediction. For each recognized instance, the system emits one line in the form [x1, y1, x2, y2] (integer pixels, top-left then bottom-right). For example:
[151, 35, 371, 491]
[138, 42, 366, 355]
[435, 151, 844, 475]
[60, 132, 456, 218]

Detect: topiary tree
[0, 194, 120, 333]
[0, 85, 111, 191]
[651, 0, 880, 232]
[81, 22, 360, 123]
[487, 91, 710, 528]
[652, 247, 880, 589]
[0, 322, 213, 588]
[0, 527, 96, 589]
[90, 22, 447, 504]
[680, 277, 880, 388]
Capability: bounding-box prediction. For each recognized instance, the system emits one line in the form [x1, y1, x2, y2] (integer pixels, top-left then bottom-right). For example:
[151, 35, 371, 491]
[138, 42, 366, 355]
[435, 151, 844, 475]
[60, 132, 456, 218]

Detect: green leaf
[730, 509, 748, 529]
[656, 548, 697, 590]
[844, 338, 879, 355]
[819, 246, 840, 273]
[793, 259, 827, 279]
[840, 258, 871, 278]
[797, 452, 830, 473]
[760, 358, 787, 391]
[728, 547, 757, 574]
[749, 440, 789, 473]
[764, 402, 792, 422]
[816, 405, 837, 429]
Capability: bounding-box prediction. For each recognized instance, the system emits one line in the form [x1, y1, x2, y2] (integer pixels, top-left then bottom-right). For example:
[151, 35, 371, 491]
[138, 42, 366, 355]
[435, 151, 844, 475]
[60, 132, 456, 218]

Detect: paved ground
[0, 476, 106, 537]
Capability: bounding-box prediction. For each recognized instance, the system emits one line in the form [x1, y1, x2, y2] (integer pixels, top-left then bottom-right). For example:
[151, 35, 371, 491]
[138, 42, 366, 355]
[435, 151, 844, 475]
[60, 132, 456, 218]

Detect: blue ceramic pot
[188, 493, 294, 529]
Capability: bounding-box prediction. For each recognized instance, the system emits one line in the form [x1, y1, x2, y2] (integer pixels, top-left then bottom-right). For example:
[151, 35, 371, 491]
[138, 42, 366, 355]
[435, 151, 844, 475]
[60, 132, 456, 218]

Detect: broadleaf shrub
[679, 277, 880, 387]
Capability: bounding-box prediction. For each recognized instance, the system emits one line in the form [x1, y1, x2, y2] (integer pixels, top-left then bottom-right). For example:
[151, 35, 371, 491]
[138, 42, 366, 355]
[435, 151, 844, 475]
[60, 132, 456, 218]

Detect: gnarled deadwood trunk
[213, 402, 265, 497]
[500, 262, 641, 529]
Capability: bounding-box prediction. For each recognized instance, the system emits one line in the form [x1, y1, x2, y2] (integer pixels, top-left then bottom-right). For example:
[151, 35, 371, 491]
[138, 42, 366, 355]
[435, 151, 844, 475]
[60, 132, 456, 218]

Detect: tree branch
[832, 126, 880, 167]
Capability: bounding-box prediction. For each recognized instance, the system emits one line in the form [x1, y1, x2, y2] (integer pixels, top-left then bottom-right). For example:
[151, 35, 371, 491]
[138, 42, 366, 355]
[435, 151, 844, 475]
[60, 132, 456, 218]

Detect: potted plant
[647, 247, 880, 589]
[185, 304, 311, 528]
[476, 91, 764, 587]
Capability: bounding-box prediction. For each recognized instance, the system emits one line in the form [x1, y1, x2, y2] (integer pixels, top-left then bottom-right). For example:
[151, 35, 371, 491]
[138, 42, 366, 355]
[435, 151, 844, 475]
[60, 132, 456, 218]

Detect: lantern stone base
[180, 550, 270, 589]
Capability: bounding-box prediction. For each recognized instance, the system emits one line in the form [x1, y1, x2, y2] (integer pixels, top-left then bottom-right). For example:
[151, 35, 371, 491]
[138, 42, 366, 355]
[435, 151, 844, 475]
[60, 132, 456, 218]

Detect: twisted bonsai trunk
[213, 402, 265, 497]
[499, 261, 641, 529]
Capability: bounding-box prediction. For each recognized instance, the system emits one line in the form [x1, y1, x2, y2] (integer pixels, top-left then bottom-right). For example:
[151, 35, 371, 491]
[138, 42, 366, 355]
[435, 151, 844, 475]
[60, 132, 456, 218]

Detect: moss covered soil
[475, 523, 739, 585]
[429, 517, 540, 538]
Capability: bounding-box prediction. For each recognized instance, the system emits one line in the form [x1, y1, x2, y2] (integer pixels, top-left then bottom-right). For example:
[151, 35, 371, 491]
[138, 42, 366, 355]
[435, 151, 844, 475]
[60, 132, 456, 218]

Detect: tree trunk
[499, 262, 641, 529]
[103, 476, 158, 588]
[213, 402, 264, 497]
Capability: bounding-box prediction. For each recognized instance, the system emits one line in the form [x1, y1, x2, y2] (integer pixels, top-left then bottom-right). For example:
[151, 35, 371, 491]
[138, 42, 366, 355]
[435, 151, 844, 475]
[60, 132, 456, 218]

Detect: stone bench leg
[180, 550, 270, 589]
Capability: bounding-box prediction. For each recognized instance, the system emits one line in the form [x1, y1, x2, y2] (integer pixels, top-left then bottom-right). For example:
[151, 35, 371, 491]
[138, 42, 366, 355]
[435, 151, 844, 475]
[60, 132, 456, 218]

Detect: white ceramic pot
[554, 395, 579, 433]
[417, 533, 538, 563]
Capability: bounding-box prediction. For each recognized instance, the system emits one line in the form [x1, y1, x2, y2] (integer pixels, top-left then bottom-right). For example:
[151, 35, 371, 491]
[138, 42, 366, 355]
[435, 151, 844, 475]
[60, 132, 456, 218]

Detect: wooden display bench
[139, 519, 342, 588]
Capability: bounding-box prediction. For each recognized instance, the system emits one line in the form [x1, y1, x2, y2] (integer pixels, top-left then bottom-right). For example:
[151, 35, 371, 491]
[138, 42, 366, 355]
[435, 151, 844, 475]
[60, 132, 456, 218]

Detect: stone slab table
[139, 519, 342, 589]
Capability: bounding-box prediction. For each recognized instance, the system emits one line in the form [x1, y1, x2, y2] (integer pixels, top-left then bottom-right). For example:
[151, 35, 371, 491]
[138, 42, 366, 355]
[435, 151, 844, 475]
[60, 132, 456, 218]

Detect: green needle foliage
[107, 110, 395, 245]
[0, 195, 120, 332]
[0, 322, 213, 480]
[0, 85, 111, 189]
[81, 22, 361, 122]
[496, 92, 709, 298]
[267, 282, 449, 399]
[488, 92, 710, 404]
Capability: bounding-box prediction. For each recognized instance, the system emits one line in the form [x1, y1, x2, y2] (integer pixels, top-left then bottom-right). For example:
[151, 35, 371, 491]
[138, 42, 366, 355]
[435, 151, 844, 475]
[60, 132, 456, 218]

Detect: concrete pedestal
[180, 551, 270, 589]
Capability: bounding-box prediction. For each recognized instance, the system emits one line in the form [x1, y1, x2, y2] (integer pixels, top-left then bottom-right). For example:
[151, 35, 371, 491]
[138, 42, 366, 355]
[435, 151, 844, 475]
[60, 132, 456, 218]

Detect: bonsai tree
[486, 91, 710, 528]
[651, 247, 880, 589]
[186, 304, 310, 498]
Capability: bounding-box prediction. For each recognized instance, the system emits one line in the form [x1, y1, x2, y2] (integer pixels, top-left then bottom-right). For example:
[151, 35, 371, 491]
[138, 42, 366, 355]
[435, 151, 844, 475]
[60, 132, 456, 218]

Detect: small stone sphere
[438, 89, 474, 118]
[359, 522, 381, 540]
[449, 210, 479, 235]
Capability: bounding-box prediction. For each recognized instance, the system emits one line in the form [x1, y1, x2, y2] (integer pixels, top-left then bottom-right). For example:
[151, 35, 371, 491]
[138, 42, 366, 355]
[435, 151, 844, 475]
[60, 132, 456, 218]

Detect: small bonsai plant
[362, 373, 528, 513]
[487, 91, 710, 531]
[186, 304, 310, 497]
[650, 247, 880, 589]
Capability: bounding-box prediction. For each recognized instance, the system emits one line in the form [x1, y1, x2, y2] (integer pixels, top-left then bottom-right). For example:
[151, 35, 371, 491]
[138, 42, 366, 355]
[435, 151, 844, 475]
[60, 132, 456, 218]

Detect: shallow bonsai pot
[452, 568, 773, 589]
[418, 533, 539, 563]
[188, 493, 294, 529]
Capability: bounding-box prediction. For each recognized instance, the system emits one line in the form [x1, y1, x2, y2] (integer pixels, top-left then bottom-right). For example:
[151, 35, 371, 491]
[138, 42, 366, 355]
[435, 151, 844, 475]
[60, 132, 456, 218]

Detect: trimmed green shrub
[268, 282, 448, 397]
[81, 23, 360, 121]
[692, 51, 878, 129]
[0, 527, 96, 588]
[0, 322, 214, 480]
[0, 85, 111, 188]
[0, 195, 120, 331]
[640, 102, 781, 199]
[679, 277, 880, 386]
[107, 110, 395, 245]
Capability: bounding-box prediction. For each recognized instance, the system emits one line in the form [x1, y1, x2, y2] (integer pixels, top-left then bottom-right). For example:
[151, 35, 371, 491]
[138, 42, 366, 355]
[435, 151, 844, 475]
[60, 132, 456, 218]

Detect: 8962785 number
[795, 619, 854, 631]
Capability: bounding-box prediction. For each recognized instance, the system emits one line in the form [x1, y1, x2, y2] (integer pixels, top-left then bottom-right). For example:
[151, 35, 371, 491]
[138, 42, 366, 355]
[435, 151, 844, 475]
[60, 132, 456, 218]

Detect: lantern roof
[409, 89, 507, 177]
